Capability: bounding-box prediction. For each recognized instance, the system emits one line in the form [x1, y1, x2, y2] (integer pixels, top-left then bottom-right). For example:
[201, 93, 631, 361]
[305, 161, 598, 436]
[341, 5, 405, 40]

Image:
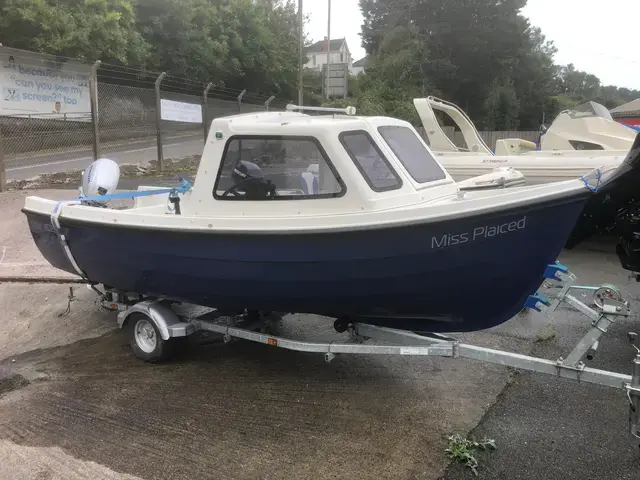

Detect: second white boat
[414, 96, 635, 185]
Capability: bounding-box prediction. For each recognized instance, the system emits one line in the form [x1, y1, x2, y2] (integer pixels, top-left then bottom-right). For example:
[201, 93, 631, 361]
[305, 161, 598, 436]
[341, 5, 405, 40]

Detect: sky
[305, 0, 640, 90]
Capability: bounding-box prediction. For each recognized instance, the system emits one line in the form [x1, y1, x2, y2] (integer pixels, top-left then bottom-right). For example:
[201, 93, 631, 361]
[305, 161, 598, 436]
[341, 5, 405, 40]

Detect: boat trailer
[11, 261, 640, 441]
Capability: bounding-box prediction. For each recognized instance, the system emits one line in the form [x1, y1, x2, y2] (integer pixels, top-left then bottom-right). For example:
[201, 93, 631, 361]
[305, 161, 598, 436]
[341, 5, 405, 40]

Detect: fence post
[203, 82, 213, 142]
[237, 89, 246, 113]
[0, 126, 5, 192]
[265, 96, 275, 111]
[155, 72, 167, 173]
[90, 60, 101, 160]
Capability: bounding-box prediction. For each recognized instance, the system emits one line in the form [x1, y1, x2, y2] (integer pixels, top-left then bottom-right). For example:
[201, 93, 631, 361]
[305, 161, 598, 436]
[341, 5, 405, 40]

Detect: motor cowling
[231, 160, 275, 199]
[82, 158, 120, 197]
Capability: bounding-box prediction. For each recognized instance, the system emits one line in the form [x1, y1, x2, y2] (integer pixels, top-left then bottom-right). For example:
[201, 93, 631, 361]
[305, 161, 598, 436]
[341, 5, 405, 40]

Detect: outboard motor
[231, 160, 276, 199]
[565, 132, 640, 276]
[80, 158, 120, 207]
[616, 207, 640, 280]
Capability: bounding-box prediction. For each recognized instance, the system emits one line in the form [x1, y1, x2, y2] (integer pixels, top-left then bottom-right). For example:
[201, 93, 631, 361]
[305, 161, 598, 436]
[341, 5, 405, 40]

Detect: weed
[444, 433, 496, 476]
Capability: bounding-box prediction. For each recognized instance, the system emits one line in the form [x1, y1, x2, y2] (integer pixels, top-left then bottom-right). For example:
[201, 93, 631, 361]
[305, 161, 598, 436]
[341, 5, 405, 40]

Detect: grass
[445, 434, 497, 476]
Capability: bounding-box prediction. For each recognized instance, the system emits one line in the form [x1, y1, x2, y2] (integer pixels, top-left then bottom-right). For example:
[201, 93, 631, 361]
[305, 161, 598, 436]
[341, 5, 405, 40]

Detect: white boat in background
[415, 96, 635, 156]
[412, 96, 635, 184]
[525, 101, 636, 154]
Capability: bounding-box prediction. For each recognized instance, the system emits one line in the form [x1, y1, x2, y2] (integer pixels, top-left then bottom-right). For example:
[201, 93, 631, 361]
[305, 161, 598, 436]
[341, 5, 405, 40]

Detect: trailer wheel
[128, 313, 174, 363]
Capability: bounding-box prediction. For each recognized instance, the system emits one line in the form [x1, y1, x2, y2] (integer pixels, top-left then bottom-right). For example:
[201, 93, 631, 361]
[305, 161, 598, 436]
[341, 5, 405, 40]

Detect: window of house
[313, 55, 316, 66]
[213, 136, 345, 200]
[339, 131, 402, 192]
[340, 53, 343, 62]
[377, 126, 447, 183]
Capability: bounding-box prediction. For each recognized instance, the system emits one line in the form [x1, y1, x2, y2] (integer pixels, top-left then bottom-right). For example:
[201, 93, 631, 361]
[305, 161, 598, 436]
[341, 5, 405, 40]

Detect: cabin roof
[201, 110, 459, 211]
[211, 111, 407, 136]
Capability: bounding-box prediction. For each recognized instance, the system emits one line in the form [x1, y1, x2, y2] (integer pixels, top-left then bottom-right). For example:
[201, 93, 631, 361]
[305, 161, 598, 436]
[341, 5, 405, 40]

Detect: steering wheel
[221, 177, 254, 197]
[221, 177, 277, 198]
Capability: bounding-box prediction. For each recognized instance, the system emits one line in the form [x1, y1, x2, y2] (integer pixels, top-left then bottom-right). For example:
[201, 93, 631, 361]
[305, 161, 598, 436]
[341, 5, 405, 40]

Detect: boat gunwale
[21, 187, 590, 235]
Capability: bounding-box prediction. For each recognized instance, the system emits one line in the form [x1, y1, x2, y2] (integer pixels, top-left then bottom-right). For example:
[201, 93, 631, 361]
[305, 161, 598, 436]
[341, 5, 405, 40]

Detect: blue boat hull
[23, 193, 588, 333]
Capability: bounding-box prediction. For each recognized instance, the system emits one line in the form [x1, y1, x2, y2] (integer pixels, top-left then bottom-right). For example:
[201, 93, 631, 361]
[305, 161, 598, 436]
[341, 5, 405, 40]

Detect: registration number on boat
[431, 216, 526, 249]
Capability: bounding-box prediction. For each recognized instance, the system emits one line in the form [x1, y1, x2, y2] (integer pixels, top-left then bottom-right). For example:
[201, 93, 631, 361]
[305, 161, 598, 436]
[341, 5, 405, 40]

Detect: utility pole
[298, 0, 304, 107]
[326, 0, 331, 100]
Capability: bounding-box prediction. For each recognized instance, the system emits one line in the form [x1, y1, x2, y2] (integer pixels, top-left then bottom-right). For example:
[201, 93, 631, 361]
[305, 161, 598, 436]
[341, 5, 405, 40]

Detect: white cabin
[23, 106, 591, 235]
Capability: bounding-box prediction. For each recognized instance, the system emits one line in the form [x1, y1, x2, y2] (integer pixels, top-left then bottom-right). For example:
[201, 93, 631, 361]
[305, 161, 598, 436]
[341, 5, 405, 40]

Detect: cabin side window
[377, 126, 447, 183]
[213, 136, 346, 200]
[339, 130, 403, 192]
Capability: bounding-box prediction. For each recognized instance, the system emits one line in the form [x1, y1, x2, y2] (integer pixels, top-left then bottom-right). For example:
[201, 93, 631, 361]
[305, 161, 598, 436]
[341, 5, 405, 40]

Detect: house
[305, 37, 353, 74]
[351, 55, 370, 75]
[610, 99, 640, 131]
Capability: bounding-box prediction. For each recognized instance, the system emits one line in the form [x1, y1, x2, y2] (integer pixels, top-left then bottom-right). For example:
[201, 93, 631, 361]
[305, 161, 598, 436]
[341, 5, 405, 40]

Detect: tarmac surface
[441, 248, 640, 479]
[1, 189, 640, 479]
[5, 133, 204, 181]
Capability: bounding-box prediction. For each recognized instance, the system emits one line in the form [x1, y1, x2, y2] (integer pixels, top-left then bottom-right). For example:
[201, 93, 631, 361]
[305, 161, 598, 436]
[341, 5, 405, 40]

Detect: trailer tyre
[128, 313, 174, 362]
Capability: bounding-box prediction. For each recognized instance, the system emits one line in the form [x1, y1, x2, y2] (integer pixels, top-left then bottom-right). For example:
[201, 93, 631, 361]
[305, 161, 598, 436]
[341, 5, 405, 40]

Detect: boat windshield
[339, 130, 403, 192]
[377, 126, 446, 183]
[213, 136, 346, 200]
[567, 102, 613, 121]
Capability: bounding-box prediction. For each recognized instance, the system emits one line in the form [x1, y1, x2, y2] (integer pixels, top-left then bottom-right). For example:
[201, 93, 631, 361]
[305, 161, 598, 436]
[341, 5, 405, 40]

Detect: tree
[1, 0, 304, 98]
[508, 26, 557, 129]
[135, 0, 302, 96]
[0, 0, 149, 64]
[548, 63, 640, 115]
[328, 24, 435, 124]
[358, 0, 557, 129]
[484, 78, 520, 130]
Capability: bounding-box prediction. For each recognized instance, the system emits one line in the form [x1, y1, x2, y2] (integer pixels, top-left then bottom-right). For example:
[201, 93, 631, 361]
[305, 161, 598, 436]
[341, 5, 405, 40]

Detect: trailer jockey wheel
[128, 313, 174, 363]
[593, 284, 623, 309]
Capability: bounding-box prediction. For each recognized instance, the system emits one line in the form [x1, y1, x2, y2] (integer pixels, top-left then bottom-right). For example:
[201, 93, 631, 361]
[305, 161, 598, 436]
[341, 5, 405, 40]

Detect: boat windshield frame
[212, 134, 347, 201]
[376, 125, 448, 184]
[567, 101, 614, 121]
[338, 129, 404, 193]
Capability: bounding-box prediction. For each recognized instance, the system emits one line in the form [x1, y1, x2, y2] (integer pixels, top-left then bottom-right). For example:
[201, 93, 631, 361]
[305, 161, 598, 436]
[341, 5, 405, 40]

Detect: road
[5, 133, 204, 181]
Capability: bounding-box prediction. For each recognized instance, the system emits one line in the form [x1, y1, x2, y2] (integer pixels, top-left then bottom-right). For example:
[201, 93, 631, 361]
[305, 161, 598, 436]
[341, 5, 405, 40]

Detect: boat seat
[300, 171, 319, 195]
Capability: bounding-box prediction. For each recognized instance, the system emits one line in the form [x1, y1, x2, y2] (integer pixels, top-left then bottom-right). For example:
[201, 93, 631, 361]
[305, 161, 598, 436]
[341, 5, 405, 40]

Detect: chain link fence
[0, 46, 291, 188]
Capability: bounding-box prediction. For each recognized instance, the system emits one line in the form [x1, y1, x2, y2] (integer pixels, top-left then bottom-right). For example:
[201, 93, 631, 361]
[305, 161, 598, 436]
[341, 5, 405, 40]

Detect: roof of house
[610, 98, 640, 116]
[306, 38, 345, 54]
[353, 56, 370, 68]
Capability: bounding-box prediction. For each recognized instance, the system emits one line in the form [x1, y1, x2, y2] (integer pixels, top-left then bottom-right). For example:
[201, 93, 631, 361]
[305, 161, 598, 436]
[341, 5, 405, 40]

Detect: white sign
[160, 99, 203, 123]
[0, 47, 91, 119]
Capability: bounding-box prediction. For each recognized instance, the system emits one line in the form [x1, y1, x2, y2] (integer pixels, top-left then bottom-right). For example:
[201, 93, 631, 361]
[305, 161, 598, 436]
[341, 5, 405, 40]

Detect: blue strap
[581, 168, 602, 193]
[52, 177, 193, 214]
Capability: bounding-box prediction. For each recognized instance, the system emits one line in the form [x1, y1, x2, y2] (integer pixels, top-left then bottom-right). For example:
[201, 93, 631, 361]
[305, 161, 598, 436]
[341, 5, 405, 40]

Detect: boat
[413, 96, 635, 184]
[532, 101, 636, 153]
[20, 105, 640, 334]
[416, 96, 635, 156]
